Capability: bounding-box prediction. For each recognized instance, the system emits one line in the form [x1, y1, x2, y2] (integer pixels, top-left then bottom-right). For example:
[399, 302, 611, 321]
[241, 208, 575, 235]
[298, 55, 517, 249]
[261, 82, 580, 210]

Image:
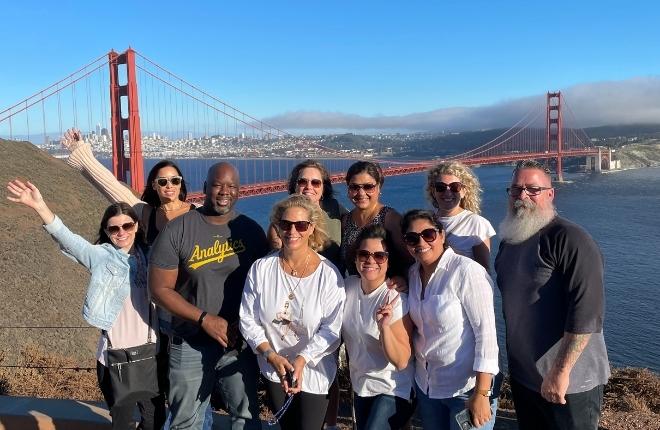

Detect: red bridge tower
[546, 91, 563, 181]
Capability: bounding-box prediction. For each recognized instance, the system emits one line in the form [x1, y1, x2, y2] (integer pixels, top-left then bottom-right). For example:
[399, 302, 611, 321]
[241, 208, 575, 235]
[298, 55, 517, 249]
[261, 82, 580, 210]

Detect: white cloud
[264, 76, 660, 132]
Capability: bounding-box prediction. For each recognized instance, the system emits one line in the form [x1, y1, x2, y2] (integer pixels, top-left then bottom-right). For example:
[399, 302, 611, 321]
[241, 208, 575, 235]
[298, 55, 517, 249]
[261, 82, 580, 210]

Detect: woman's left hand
[466, 392, 492, 428]
[288, 355, 306, 394]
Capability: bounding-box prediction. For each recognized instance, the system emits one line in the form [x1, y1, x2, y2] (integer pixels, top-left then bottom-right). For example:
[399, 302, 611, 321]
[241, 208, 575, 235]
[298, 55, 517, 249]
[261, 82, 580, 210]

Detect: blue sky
[2, 0, 660, 132]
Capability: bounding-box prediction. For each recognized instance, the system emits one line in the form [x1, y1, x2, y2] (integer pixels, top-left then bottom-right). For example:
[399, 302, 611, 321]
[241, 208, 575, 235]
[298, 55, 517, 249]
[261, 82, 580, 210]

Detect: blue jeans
[168, 335, 261, 430]
[415, 383, 497, 430]
[353, 393, 414, 430]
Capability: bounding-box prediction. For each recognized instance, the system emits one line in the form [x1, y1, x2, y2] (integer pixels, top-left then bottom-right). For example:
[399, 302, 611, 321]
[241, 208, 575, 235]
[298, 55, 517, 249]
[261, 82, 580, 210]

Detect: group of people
[6, 128, 610, 430]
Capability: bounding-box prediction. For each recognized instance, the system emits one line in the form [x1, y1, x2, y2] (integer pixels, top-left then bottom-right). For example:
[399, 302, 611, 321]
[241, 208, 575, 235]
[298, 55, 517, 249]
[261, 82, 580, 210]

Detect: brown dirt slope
[0, 138, 110, 367]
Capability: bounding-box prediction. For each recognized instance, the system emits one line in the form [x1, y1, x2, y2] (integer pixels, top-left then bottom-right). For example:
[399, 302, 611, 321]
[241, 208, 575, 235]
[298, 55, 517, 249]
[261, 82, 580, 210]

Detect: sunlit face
[105, 214, 137, 252]
[296, 167, 324, 205]
[347, 172, 380, 211]
[431, 173, 465, 215]
[277, 207, 314, 251]
[404, 218, 445, 267]
[205, 164, 239, 215]
[508, 168, 555, 216]
[152, 166, 182, 204]
[356, 238, 388, 284]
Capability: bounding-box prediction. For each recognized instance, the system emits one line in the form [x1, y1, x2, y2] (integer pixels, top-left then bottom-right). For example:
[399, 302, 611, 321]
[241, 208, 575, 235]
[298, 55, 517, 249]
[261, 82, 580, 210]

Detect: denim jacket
[44, 216, 138, 331]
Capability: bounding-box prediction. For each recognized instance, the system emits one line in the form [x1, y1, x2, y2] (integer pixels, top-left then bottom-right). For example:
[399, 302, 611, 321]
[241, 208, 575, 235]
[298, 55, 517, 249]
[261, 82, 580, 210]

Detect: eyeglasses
[277, 220, 312, 232]
[403, 228, 439, 246]
[348, 183, 378, 193]
[506, 185, 552, 197]
[356, 250, 389, 264]
[106, 222, 136, 235]
[155, 176, 183, 187]
[297, 178, 323, 188]
[434, 181, 463, 193]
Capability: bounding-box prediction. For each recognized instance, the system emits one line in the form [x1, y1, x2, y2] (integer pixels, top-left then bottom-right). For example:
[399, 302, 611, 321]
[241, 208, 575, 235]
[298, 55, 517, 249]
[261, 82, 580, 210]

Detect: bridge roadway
[185, 149, 600, 204]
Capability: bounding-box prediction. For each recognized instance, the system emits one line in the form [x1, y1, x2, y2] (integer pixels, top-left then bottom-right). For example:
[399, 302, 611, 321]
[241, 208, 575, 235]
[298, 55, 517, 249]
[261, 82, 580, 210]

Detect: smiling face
[356, 237, 388, 285]
[277, 206, 314, 252]
[347, 171, 381, 211]
[152, 166, 182, 204]
[404, 218, 445, 269]
[431, 173, 465, 216]
[105, 214, 137, 252]
[204, 163, 239, 216]
[296, 167, 324, 205]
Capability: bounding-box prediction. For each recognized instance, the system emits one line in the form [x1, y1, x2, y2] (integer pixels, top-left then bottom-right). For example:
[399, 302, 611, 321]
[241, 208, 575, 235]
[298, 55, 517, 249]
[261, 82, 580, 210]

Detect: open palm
[6, 180, 44, 210]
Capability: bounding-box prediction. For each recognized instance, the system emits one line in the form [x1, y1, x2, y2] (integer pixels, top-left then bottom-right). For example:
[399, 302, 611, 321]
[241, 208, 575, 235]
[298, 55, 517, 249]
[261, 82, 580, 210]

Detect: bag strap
[104, 247, 154, 349]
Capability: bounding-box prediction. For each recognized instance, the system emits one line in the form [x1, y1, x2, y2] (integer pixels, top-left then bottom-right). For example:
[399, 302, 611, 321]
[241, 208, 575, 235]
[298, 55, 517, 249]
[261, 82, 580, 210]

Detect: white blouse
[408, 248, 499, 399]
[342, 276, 414, 399]
[436, 209, 495, 259]
[240, 252, 345, 395]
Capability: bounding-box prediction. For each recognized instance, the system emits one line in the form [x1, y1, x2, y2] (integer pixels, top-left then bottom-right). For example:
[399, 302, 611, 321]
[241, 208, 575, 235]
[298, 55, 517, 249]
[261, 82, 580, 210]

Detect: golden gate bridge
[0, 48, 606, 202]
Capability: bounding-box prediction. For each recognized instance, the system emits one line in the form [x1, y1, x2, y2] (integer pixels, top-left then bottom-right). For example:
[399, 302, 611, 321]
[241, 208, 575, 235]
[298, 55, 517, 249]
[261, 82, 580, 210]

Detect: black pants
[97, 361, 167, 430]
[510, 377, 604, 430]
[266, 379, 330, 430]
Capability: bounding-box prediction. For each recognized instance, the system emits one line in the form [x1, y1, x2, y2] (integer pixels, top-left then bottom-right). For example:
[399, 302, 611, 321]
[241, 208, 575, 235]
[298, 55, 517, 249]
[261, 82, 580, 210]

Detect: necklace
[159, 201, 184, 212]
[281, 252, 311, 300]
[281, 252, 310, 277]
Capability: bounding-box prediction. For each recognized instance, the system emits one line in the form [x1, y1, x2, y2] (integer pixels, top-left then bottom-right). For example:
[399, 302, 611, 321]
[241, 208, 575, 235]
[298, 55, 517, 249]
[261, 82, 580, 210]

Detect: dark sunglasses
[106, 222, 136, 235]
[277, 220, 312, 232]
[155, 176, 183, 187]
[297, 178, 323, 188]
[434, 181, 463, 193]
[506, 185, 552, 197]
[348, 183, 377, 193]
[356, 250, 389, 264]
[403, 228, 439, 246]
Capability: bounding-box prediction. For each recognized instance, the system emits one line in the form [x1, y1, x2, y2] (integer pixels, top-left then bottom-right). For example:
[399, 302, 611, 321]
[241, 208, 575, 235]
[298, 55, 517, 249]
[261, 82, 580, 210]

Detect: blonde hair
[426, 161, 482, 214]
[270, 195, 329, 252]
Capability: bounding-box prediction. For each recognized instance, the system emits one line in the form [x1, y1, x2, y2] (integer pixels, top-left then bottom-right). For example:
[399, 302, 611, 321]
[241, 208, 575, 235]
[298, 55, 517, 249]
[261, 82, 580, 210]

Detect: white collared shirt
[240, 252, 345, 395]
[408, 248, 499, 399]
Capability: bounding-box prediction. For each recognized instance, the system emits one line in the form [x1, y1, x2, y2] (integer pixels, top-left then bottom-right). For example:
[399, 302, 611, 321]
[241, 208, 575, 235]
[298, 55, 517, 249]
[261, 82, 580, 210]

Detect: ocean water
[107, 158, 660, 371]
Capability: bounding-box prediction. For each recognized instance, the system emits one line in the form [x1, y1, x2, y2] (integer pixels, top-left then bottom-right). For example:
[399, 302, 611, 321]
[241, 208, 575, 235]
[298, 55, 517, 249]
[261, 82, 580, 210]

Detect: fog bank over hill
[266, 76, 660, 132]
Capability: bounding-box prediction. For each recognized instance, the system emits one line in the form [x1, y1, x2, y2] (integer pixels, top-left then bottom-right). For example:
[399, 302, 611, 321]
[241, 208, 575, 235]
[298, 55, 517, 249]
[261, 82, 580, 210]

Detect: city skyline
[2, 1, 660, 133]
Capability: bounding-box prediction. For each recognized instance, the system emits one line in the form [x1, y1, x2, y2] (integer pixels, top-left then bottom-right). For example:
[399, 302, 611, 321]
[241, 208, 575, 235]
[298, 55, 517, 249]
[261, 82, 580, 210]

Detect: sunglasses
[506, 185, 552, 197]
[155, 176, 183, 187]
[347, 183, 378, 193]
[434, 181, 463, 193]
[106, 222, 136, 235]
[403, 228, 439, 246]
[297, 178, 323, 188]
[277, 220, 312, 232]
[356, 250, 389, 264]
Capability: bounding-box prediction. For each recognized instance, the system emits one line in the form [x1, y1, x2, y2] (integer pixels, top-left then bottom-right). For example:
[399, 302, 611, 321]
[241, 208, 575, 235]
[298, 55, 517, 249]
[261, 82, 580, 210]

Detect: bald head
[203, 162, 240, 216]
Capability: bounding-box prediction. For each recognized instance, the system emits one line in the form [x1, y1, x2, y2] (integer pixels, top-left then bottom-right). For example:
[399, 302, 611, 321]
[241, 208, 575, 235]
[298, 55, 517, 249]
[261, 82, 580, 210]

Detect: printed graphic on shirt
[272, 300, 305, 341]
[187, 237, 246, 270]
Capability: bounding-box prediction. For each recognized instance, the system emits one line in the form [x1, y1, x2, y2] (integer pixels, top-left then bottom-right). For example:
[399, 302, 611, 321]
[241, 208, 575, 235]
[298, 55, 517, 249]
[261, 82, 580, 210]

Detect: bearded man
[495, 160, 609, 430]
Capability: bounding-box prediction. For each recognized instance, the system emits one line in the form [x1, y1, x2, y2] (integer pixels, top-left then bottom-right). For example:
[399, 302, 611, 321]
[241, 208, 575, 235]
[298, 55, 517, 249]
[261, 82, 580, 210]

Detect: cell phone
[455, 408, 475, 430]
[285, 370, 297, 388]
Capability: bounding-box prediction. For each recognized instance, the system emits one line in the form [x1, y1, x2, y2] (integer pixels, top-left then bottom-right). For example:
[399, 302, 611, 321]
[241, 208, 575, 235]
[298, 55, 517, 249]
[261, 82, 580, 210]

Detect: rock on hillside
[0, 139, 111, 366]
[617, 142, 660, 168]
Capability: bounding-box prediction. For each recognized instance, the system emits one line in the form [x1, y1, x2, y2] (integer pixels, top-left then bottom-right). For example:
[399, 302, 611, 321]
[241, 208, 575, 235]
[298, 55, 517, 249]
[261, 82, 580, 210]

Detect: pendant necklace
[281, 252, 310, 300]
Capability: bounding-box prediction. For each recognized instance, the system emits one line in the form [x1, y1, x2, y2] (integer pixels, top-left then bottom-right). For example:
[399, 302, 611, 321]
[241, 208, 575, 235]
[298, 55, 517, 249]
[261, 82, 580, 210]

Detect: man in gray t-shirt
[495, 160, 609, 430]
[150, 162, 267, 430]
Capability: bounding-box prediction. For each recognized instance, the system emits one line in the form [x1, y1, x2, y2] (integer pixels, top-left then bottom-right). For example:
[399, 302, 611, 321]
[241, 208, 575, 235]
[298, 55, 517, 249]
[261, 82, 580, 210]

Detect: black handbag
[104, 305, 160, 406]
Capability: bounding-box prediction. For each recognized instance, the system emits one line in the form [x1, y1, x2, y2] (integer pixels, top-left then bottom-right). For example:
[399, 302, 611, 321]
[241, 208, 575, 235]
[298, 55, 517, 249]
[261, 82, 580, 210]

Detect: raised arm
[61, 128, 144, 212]
[376, 292, 413, 370]
[7, 180, 55, 225]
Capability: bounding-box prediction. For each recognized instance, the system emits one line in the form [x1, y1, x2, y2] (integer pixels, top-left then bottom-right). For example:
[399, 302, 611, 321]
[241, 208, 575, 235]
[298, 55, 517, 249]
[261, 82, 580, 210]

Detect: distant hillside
[0, 139, 110, 366]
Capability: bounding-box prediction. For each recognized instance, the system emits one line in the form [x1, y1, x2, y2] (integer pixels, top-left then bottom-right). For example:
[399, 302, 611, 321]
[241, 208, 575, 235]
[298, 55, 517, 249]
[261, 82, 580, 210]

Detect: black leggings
[266, 379, 330, 430]
[96, 361, 166, 430]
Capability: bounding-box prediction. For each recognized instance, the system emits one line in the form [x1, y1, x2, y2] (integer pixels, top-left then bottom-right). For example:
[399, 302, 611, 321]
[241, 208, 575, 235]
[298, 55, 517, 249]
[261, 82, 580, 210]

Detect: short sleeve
[149, 218, 183, 269]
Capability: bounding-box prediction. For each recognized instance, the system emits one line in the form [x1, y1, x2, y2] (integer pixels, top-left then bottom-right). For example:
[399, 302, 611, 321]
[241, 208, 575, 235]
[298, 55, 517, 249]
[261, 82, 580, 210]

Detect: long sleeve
[67, 142, 144, 210]
[240, 261, 270, 351]
[458, 263, 499, 375]
[298, 271, 345, 366]
[43, 215, 107, 270]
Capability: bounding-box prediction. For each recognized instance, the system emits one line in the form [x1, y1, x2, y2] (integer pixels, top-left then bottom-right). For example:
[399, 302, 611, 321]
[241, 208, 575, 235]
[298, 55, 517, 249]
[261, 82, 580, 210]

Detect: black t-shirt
[495, 216, 610, 393]
[150, 209, 268, 338]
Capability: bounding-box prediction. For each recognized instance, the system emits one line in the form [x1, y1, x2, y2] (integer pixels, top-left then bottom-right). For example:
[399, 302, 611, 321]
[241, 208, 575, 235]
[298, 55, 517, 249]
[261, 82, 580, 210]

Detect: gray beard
[499, 200, 557, 244]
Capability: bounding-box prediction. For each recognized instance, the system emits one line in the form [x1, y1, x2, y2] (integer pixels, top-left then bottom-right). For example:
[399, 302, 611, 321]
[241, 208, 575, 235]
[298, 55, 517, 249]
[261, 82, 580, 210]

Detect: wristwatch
[261, 349, 274, 360]
[475, 388, 493, 397]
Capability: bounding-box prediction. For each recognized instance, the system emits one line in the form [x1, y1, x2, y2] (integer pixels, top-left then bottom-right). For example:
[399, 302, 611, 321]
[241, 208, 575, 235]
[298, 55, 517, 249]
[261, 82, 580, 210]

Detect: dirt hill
[0, 138, 110, 367]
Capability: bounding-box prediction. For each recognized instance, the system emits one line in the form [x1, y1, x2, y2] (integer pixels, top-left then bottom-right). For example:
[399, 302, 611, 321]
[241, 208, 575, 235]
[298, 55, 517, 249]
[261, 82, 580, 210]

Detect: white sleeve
[240, 260, 269, 352]
[298, 271, 346, 366]
[458, 263, 499, 375]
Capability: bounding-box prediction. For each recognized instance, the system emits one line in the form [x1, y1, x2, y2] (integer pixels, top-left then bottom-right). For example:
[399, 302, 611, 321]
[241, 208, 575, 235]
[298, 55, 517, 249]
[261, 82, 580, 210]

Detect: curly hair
[270, 195, 330, 252]
[426, 161, 482, 214]
[286, 159, 335, 200]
